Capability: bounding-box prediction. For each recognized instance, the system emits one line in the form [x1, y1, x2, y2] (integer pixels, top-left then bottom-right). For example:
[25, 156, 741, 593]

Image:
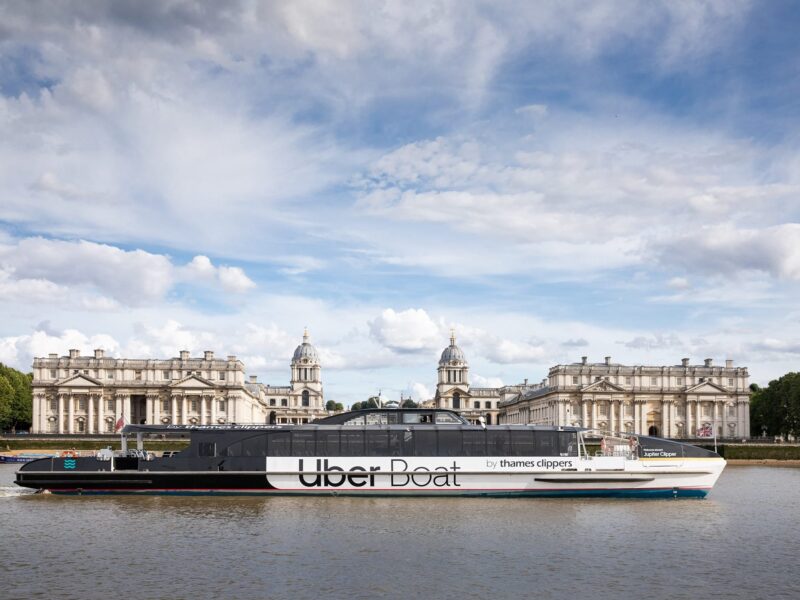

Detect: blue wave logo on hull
[63, 459, 76, 469]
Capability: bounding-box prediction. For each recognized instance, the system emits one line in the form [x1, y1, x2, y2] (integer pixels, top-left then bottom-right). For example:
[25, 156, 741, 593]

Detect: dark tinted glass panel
[241, 435, 266, 457]
[292, 431, 316, 456]
[438, 430, 462, 456]
[388, 430, 413, 456]
[316, 430, 340, 456]
[462, 430, 486, 456]
[223, 441, 241, 457]
[558, 432, 578, 456]
[510, 430, 535, 456]
[413, 429, 437, 456]
[535, 431, 558, 456]
[198, 442, 216, 457]
[267, 431, 291, 456]
[366, 430, 389, 456]
[340, 430, 365, 456]
[487, 430, 510, 455]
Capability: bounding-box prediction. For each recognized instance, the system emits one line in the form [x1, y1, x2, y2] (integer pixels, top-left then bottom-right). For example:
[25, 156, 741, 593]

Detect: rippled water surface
[1, 464, 798, 600]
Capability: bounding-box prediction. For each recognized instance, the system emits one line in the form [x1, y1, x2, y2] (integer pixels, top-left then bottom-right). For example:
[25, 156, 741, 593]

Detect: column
[87, 394, 94, 434]
[57, 393, 65, 433]
[581, 400, 588, 427]
[115, 394, 122, 428]
[695, 401, 701, 434]
[591, 400, 598, 429]
[67, 394, 75, 434]
[230, 395, 237, 423]
[171, 395, 178, 424]
[712, 401, 719, 437]
[686, 399, 694, 437]
[153, 394, 161, 424]
[124, 395, 131, 425]
[641, 402, 648, 435]
[32, 393, 40, 434]
[97, 394, 105, 434]
[146, 395, 153, 425]
[618, 400, 625, 434]
[661, 401, 669, 438]
[181, 396, 188, 425]
[211, 395, 217, 424]
[743, 400, 750, 438]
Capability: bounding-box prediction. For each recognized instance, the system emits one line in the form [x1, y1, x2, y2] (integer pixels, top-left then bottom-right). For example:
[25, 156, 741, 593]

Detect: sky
[1, 0, 800, 406]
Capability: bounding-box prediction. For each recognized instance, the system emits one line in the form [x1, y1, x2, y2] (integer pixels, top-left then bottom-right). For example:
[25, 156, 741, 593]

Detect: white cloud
[471, 373, 504, 388]
[481, 337, 546, 364]
[407, 382, 433, 402]
[368, 308, 442, 353]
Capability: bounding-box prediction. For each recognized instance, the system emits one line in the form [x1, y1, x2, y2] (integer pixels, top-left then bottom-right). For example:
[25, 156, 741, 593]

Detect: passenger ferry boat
[15, 408, 725, 498]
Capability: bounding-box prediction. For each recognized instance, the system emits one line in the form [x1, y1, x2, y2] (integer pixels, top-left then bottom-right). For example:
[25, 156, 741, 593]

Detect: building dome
[439, 330, 467, 365]
[292, 328, 320, 363]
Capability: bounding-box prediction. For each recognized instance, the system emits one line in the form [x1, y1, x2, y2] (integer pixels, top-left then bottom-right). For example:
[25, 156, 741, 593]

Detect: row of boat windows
[199, 429, 578, 458]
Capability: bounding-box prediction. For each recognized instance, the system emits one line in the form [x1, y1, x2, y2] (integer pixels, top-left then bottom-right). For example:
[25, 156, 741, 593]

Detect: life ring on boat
[61, 450, 78, 458]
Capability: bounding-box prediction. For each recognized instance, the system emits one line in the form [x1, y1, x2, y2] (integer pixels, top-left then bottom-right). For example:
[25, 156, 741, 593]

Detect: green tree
[350, 401, 363, 411]
[325, 400, 336, 411]
[364, 396, 379, 409]
[401, 399, 418, 408]
[334, 402, 344, 411]
[750, 373, 800, 437]
[0, 375, 14, 430]
[0, 363, 32, 431]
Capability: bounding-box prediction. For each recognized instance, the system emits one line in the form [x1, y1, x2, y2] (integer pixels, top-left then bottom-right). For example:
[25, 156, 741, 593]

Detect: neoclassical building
[497, 356, 751, 439]
[433, 332, 528, 425]
[30, 331, 327, 433]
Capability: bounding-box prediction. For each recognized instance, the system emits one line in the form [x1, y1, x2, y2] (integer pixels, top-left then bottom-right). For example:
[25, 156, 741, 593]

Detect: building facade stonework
[497, 356, 751, 438]
[30, 331, 327, 433]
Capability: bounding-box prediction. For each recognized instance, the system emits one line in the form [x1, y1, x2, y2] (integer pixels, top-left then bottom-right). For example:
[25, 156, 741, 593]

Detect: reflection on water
[2, 464, 799, 600]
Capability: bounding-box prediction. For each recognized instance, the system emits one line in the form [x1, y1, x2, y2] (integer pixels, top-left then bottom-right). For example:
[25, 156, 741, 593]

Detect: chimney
[94, 349, 104, 359]
[179, 350, 190, 360]
[604, 356, 611, 365]
[204, 350, 214, 360]
[69, 349, 79, 359]
[249, 375, 257, 383]
[681, 358, 689, 367]
[581, 356, 587, 365]
[524, 378, 528, 386]
[48, 353, 58, 359]
[227, 355, 237, 361]
[704, 358, 713, 367]
[725, 359, 733, 368]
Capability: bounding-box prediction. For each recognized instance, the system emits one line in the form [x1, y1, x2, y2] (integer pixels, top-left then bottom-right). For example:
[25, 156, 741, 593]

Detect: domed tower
[291, 328, 323, 409]
[436, 330, 470, 411]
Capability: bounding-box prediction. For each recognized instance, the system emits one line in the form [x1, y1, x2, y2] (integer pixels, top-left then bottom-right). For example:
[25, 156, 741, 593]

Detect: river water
[1, 464, 798, 600]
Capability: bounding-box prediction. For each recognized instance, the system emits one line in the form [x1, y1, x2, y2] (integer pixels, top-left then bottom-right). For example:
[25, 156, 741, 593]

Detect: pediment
[58, 374, 102, 387]
[170, 375, 214, 389]
[581, 379, 625, 393]
[685, 381, 730, 394]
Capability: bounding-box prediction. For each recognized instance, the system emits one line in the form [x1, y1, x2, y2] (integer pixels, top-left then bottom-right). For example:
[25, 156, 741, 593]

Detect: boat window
[340, 430, 365, 456]
[241, 435, 266, 457]
[435, 412, 461, 424]
[534, 431, 558, 456]
[558, 432, 578, 456]
[267, 431, 291, 456]
[438, 429, 462, 456]
[402, 413, 424, 424]
[487, 430, 510, 455]
[198, 442, 216, 457]
[366, 430, 389, 456]
[222, 441, 242, 457]
[343, 415, 365, 426]
[462, 430, 486, 456]
[316, 430, 340, 456]
[292, 431, 316, 456]
[366, 413, 389, 425]
[388, 430, 412, 456]
[413, 429, 437, 456]
[510, 430, 535, 456]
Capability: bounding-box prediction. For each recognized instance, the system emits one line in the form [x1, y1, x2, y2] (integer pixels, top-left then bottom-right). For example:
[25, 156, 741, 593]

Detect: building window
[106, 420, 114, 433]
[677, 378, 683, 385]
[218, 399, 227, 412]
[83, 369, 89, 375]
[485, 401, 491, 409]
[728, 378, 734, 386]
[572, 376, 578, 384]
[73, 370, 79, 375]
[625, 376, 631, 384]
[48, 420, 57, 433]
[108, 371, 114, 379]
[93, 370, 99, 378]
[269, 398, 276, 406]
[302, 390, 310, 407]
[135, 370, 142, 381]
[650, 377, 657, 385]
[281, 398, 288, 407]
[77, 420, 85, 433]
[219, 371, 226, 381]
[594, 376, 600, 382]
[107, 399, 114, 411]
[50, 399, 58, 411]
[162, 399, 170, 412]
[163, 370, 170, 379]
[453, 392, 461, 410]
[473, 401, 480, 409]
[78, 398, 86, 411]
[186, 371, 192, 377]
[50, 369, 57, 378]
[190, 399, 198, 412]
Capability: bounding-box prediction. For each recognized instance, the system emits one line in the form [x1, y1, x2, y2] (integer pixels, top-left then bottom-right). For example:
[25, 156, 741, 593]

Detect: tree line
[750, 373, 800, 438]
[0, 363, 32, 432]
